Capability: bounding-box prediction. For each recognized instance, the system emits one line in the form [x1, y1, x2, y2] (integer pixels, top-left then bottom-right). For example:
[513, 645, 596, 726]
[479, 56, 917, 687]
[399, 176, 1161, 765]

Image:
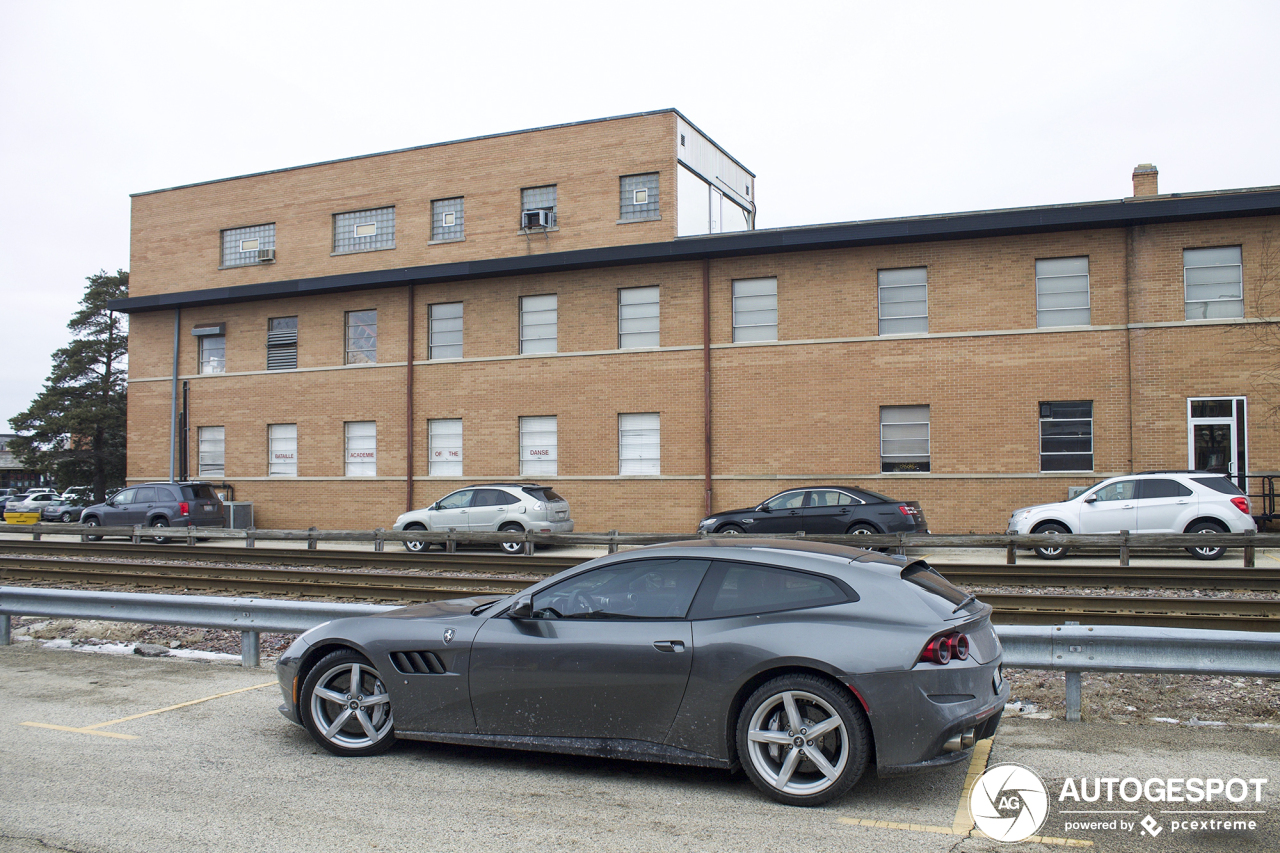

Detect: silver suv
[1007, 471, 1255, 560]
[393, 483, 573, 554]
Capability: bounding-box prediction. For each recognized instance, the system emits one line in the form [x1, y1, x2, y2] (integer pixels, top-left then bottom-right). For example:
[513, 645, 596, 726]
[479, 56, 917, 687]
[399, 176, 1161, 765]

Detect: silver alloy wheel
[403, 525, 427, 552]
[499, 524, 526, 554]
[1033, 523, 1069, 559]
[151, 519, 170, 545]
[60, 512, 72, 522]
[309, 660, 394, 751]
[84, 517, 101, 540]
[1187, 521, 1227, 560]
[745, 689, 849, 798]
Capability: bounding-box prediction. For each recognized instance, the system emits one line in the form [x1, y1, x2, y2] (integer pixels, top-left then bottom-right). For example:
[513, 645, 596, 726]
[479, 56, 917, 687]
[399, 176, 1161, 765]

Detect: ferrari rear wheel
[301, 649, 396, 757]
[737, 674, 869, 806]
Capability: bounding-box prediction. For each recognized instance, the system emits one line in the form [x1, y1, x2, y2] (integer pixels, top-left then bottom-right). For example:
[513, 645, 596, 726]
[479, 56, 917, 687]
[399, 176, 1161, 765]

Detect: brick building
[109, 109, 1280, 534]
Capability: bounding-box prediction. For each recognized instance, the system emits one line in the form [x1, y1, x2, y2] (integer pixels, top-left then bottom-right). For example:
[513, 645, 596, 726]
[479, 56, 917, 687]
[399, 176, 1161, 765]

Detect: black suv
[80, 481, 226, 543]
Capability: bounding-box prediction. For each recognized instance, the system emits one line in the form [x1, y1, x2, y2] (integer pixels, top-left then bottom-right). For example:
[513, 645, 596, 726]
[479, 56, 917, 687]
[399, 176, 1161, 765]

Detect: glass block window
[429, 418, 463, 475]
[519, 416, 557, 476]
[345, 421, 377, 476]
[345, 310, 377, 364]
[268, 423, 297, 477]
[333, 207, 395, 254]
[220, 223, 275, 267]
[432, 198, 464, 242]
[521, 185, 557, 228]
[429, 302, 463, 359]
[732, 278, 778, 342]
[618, 286, 659, 348]
[199, 335, 226, 374]
[620, 173, 660, 221]
[619, 413, 660, 475]
[1040, 401, 1093, 472]
[881, 405, 930, 472]
[267, 316, 297, 370]
[1036, 257, 1091, 327]
[1184, 246, 1243, 320]
[520, 294, 557, 354]
[198, 426, 225, 477]
[878, 267, 928, 335]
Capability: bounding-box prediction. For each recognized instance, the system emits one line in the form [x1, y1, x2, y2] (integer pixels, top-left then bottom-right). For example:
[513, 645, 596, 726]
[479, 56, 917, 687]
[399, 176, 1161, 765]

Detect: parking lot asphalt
[2, 642, 1276, 853]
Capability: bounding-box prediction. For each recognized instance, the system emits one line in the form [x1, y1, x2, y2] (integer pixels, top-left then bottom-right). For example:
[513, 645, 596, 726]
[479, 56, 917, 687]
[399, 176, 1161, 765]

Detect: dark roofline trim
[108, 189, 1280, 314]
[132, 109, 754, 199]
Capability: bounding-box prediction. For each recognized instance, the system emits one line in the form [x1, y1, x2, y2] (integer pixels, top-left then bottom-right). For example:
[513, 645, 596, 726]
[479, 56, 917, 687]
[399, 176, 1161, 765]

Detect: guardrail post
[240, 631, 260, 668]
[374, 528, 385, 553]
[32, 525, 41, 542]
[895, 532, 906, 556]
[1006, 543, 1016, 564]
[132, 525, 142, 545]
[0, 614, 9, 646]
[245, 527, 256, 548]
[186, 526, 196, 546]
[608, 530, 618, 555]
[446, 528, 457, 554]
[1244, 530, 1255, 568]
[1063, 620, 1082, 722]
[1119, 530, 1130, 567]
[307, 527, 318, 551]
[523, 532, 532, 556]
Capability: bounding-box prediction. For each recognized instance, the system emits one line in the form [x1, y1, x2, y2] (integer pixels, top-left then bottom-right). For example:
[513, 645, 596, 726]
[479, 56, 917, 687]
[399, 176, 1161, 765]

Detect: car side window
[437, 490, 473, 510]
[112, 488, 137, 504]
[1092, 480, 1136, 502]
[809, 490, 853, 507]
[476, 489, 516, 507]
[530, 559, 711, 620]
[693, 561, 849, 619]
[763, 491, 805, 511]
[1138, 479, 1193, 499]
[135, 487, 158, 503]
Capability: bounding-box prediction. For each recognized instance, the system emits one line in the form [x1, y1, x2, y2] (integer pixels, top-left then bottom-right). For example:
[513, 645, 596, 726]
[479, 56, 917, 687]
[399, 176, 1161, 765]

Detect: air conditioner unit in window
[257, 248, 276, 262]
[522, 209, 553, 229]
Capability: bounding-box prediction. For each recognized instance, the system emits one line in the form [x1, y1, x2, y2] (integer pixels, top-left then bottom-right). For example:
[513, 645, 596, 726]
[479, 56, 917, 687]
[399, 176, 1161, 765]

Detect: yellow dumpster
[4, 510, 41, 524]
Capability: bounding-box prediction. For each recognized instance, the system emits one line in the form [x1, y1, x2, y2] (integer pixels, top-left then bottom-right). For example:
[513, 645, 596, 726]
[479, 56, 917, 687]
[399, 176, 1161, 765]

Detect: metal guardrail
[2, 588, 1276, 722]
[3, 522, 1278, 566]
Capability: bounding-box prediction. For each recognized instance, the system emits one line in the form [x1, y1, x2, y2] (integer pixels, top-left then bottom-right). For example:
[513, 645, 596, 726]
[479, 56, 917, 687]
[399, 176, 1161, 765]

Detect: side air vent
[390, 651, 447, 675]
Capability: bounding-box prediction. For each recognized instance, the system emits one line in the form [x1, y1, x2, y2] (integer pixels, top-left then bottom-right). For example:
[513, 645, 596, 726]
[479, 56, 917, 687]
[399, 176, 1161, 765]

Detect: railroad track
[2, 554, 1277, 630]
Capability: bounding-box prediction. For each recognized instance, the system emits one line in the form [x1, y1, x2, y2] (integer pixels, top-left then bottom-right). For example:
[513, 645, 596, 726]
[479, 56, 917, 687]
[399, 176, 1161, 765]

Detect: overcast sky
[2, 1, 1278, 429]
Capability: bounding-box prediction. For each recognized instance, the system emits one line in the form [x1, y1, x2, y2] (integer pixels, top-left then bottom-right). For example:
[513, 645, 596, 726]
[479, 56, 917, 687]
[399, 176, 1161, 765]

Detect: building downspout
[169, 308, 180, 483]
[1124, 227, 1135, 473]
[406, 284, 416, 512]
[703, 259, 713, 516]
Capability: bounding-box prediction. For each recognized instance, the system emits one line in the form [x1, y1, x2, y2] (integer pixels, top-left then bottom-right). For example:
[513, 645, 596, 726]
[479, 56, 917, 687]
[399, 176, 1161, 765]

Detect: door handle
[653, 640, 686, 653]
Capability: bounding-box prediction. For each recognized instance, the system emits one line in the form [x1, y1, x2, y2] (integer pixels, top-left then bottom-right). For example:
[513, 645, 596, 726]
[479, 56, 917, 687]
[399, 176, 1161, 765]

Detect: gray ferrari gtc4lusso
[276, 539, 1007, 806]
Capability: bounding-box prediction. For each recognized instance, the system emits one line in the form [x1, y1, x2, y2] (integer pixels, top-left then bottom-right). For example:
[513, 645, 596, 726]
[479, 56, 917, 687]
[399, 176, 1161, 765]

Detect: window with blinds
[732, 278, 777, 342]
[1036, 257, 1090, 327]
[880, 405, 930, 472]
[429, 419, 463, 475]
[429, 302, 463, 359]
[878, 267, 928, 335]
[345, 422, 376, 476]
[520, 295, 557, 354]
[1184, 246, 1243, 320]
[268, 424, 297, 476]
[198, 426, 225, 477]
[267, 316, 297, 370]
[346, 310, 377, 364]
[618, 286, 659, 348]
[619, 413, 660, 475]
[519, 416, 557, 476]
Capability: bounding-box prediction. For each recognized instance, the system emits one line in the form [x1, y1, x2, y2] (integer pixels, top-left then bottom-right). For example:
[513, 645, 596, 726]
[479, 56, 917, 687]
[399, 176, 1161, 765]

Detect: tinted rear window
[852, 488, 895, 503]
[1191, 476, 1244, 496]
[1139, 478, 1193, 499]
[182, 484, 220, 502]
[902, 564, 972, 607]
[523, 487, 565, 502]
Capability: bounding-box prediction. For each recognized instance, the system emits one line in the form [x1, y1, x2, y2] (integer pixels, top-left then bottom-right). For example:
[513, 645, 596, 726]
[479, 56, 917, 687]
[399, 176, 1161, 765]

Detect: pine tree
[8, 270, 128, 503]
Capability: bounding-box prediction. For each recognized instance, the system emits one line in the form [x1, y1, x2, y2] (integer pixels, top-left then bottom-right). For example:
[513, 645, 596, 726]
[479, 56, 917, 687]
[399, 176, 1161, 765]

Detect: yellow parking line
[953, 736, 994, 832]
[22, 681, 276, 738]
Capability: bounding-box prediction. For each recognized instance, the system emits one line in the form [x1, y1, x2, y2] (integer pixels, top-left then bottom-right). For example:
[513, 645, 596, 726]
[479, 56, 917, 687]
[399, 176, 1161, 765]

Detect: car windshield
[902, 564, 976, 609]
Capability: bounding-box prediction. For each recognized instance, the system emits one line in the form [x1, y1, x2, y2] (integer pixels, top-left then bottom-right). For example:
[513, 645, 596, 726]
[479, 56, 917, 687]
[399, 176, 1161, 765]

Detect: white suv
[1007, 472, 1255, 560]
[393, 483, 573, 555]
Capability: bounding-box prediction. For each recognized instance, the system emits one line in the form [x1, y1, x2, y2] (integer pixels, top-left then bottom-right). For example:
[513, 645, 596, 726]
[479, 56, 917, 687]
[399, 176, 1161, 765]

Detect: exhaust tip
[943, 728, 976, 753]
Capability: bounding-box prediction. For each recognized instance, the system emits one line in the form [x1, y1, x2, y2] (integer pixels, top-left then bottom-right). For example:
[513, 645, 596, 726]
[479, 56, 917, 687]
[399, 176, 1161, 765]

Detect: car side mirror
[508, 595, 533, 619]
[758, 504, 772, 513]
[1083, 496, 1097, 504]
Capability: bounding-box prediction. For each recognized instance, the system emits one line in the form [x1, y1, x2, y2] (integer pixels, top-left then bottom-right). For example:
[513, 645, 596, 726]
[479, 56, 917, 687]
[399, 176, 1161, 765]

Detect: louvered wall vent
[390, 651, 447, 674]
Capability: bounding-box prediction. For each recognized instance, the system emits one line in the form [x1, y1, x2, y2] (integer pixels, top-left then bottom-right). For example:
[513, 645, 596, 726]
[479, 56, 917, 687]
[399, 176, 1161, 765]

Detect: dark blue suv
[80, 481, 226, 543]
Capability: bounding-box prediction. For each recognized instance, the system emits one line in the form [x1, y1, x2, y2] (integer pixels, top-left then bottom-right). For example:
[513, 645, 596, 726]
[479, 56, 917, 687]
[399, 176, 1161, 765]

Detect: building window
[432, 198, 464, 242]
[345, 310, 377, 364]
[732, 277, 778, 342]
[1040, 401, 1093, 471]
[428, 418, 463, 476]
[1184, 246, 1243, 320]
[344, 421, 377, 476]
[878, 267, 928, 335]
[620, 173, 660, 221]
[333, 207, 395, 254]
[1036, 257, 1090, 327]
[220, 223, 275, 268]
[268, 424, 297, 476]
[880, 405, 930, 472]
[198, 426, 225, 477]
[520, 294, 557, 354]
[198, 334, 226, 374]
[267, 316, 298, 370]
[519, 416, 557, 476]
[521, 185, 557, 229]
[618, 286, 659, 348]
[429, 302, 463, 359]
[619, 413, 660, 475]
